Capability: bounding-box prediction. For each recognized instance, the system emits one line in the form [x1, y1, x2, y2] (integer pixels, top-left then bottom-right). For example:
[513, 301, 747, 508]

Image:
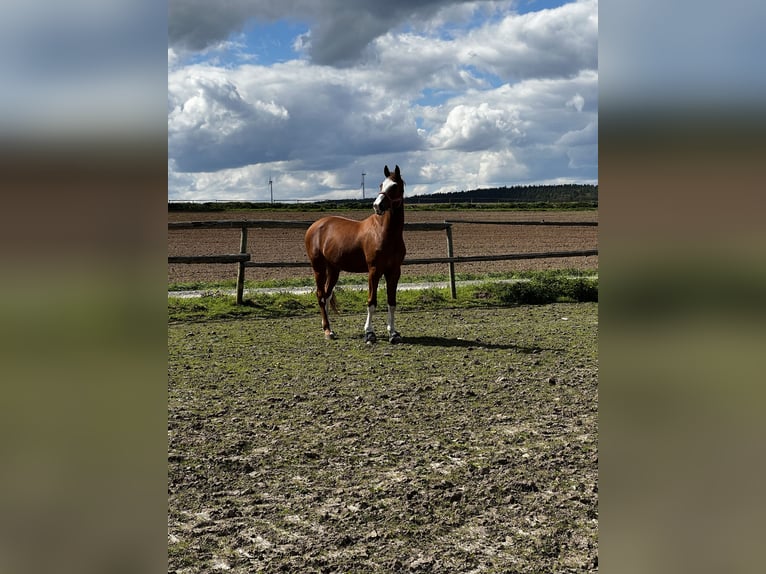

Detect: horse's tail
[328, 290, 340, 314]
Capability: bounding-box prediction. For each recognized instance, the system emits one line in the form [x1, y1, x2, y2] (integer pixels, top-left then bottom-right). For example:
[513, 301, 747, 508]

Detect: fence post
[445, 223, 457, 299]
[236, 226, 248, 305]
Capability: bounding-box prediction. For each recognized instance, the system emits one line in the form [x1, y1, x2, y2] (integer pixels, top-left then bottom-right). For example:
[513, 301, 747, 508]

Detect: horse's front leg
[364, 268, 381, 344]
[384, 267, 402, 343]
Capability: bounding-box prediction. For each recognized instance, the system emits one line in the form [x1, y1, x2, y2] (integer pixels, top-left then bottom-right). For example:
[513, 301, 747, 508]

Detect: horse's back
[305, 215, 361, 253]
[305, 215, 369, 272]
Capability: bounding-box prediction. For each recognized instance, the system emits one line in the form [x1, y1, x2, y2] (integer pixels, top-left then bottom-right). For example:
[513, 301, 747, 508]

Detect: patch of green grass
[168, 279, 239, 292]
[470, 275, 598, 306]
[168, 292, 318, 322]
[168, 269, 597, 293]
[168, 277, 314, 292]
[168, 273, 598, 322]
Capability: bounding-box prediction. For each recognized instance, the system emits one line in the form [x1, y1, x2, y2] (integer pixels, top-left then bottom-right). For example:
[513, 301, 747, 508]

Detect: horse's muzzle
[373, 196, 387, 215]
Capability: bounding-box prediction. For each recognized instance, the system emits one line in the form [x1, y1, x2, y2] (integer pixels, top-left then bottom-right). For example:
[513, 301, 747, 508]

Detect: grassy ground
[168, 301, 598, 572]
[168, 269, 597, 293]
[168, 271, 598, 323]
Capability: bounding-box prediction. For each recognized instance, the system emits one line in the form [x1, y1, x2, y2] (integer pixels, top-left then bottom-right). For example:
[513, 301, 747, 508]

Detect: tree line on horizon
[407, 184, 597, 204]
[168, 183, 597, 211]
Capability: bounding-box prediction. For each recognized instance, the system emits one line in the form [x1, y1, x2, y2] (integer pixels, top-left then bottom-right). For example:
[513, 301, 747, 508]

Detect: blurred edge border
[0, 134, 168, 574]
[600, 105, 766, 572]
[1, 1, 765, 573]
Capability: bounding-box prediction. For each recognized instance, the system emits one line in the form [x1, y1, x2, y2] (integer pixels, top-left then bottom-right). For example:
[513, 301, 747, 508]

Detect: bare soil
[168, 210, 598, 285]
[168, 304, 598, 572]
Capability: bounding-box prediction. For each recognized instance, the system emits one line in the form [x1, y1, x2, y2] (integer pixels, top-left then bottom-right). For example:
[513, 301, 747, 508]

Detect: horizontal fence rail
[168, 219, 597, 302]
[168, 220, 452, 231]
[168, 254, 251, 264]
[168, 220, 314, 230]
[444, 219, 598, 227]
[404, 249, 599, 265]
[244, 250, 598, 266]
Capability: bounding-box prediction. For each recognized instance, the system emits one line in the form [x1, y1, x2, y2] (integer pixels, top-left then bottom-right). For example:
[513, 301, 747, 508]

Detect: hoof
[389, 331, 402, 344]
[364, 331, 377, 345]
[324, 330, 337, 340]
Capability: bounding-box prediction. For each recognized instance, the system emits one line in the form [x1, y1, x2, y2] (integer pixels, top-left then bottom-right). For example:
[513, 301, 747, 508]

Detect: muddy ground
[168, 303, 598, 572]
[168, 210, 598, 285]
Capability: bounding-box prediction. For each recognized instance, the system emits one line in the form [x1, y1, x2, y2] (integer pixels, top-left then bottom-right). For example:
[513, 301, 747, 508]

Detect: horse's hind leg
[324, 266, 340, 314]
[312, 263, 336, 339]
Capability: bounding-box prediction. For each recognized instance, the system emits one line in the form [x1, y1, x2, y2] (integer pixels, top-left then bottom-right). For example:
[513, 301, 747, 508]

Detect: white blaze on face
[373, 178, 396, 214]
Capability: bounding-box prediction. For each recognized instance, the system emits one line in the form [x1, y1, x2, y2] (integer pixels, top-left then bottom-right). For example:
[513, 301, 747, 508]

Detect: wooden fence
[168, 219, 597, 303]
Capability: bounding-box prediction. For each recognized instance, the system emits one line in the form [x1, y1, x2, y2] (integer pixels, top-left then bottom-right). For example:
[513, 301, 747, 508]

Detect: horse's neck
[383, 206, 404, 235]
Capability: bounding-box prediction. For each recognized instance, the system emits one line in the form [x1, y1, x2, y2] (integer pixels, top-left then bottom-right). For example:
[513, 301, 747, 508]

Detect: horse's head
[373, 165, 405, 215]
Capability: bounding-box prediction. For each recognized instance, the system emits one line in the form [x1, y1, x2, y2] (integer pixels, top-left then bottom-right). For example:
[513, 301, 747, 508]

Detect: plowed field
[168, 210, 597, 285]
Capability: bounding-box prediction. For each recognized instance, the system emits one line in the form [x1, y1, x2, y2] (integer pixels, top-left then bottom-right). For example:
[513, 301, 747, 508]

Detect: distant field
[168, 303, 598, 572]
[168, 209, 598, 285]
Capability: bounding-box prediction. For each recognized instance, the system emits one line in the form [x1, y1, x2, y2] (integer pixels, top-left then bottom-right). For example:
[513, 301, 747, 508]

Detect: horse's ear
[384, 165, 390, 177]
[394, 165, 400, 177]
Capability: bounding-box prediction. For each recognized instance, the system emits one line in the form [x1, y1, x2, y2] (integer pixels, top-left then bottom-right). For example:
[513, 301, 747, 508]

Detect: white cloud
[168, 70, 295, 171]
[429, 103, 523, 151]
[477, 148, 528, 183]
[170, 0, 431, 65]
[555, 120, 597, 169]
[460, 0, 597, 80]
[566, 93, 585, 112]
[168, 1, 598, 200]
[168, 59, 428, 174]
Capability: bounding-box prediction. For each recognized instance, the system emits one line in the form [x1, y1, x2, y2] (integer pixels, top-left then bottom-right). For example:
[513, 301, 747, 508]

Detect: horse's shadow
[401, 335, 554, 354]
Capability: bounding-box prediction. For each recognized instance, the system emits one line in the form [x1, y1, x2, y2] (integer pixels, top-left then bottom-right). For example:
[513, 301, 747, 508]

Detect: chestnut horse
[305, 165, 406, 344]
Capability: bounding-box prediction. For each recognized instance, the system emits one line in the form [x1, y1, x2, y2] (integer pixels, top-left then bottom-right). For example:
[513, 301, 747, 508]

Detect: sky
[168, 0, 598, 201]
